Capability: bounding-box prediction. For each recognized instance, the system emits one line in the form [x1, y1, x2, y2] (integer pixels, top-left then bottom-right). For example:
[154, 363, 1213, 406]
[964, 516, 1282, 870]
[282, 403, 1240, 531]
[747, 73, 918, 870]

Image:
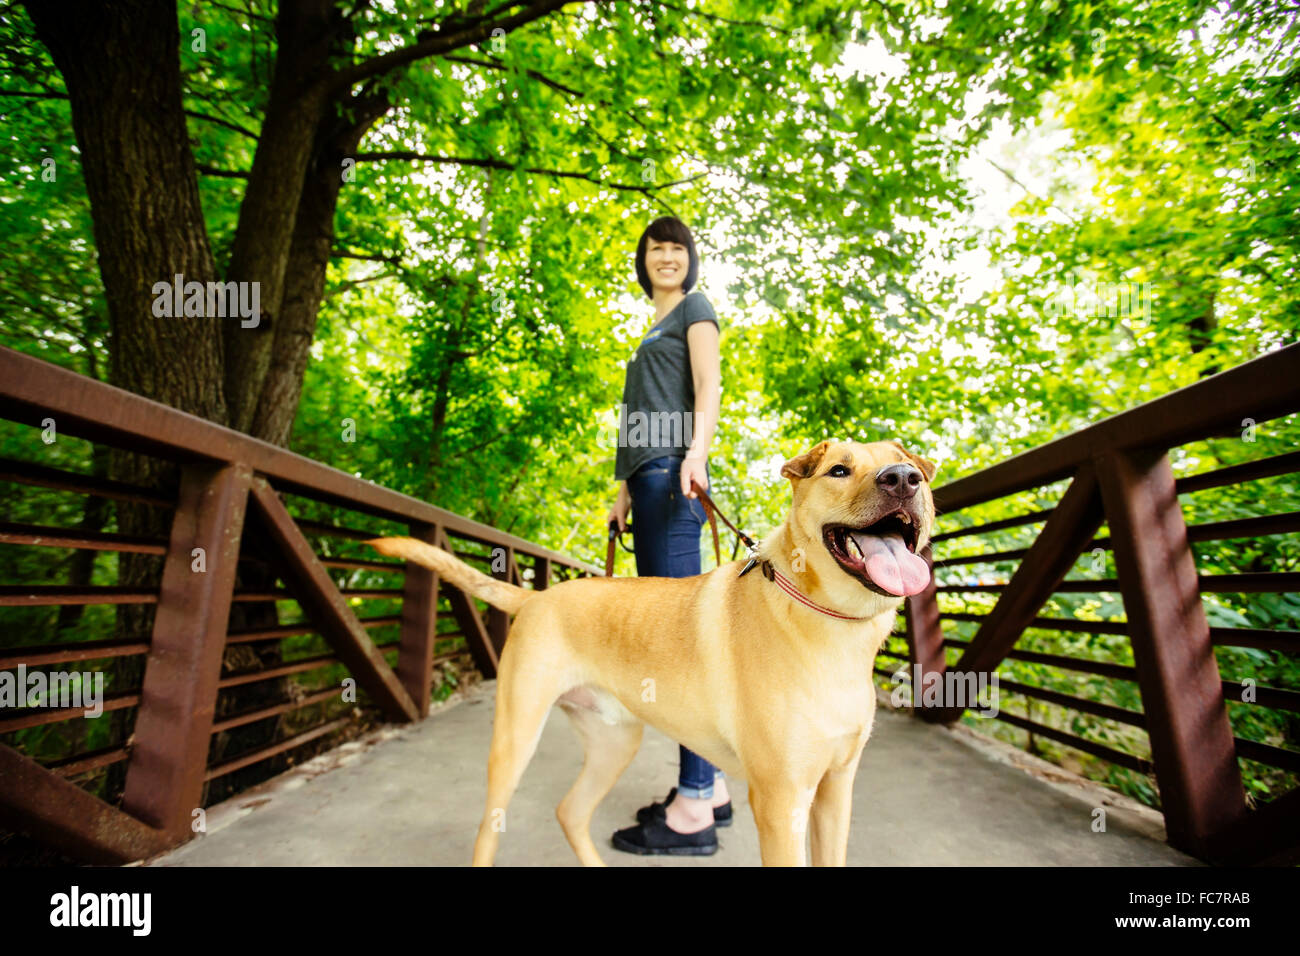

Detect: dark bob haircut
[635, 216, 699, 299]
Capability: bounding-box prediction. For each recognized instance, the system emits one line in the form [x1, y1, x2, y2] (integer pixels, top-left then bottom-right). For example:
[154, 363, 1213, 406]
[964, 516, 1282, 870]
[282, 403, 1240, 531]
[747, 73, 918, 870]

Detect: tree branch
[327, 0, 586, 95]
[185, 108, 259, 140]
[331, 247, 404, 264]
[354, 150, 704, 196]
[195, 162, 251, 178]
[0, 88, 68, 99]
[984, 156, 1079, 225]
[649, 0, 789, 32]
[442, 53, 585, 100]
[441, 52, 664, 172]
[206, 0, 273, 21]
[323, 269, 398, 300]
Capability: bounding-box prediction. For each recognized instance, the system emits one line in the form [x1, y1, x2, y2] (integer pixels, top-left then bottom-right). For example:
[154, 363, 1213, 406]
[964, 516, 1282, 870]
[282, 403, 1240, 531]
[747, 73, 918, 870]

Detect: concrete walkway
[145, 680, 1199, 867]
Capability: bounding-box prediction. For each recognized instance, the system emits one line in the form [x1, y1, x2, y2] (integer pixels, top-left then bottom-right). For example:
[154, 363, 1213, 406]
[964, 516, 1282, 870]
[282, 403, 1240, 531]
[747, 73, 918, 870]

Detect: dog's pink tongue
[848, 531, 930, 596]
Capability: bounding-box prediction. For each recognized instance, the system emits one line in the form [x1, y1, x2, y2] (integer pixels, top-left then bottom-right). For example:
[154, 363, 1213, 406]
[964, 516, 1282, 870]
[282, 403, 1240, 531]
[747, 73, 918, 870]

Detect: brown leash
[605, 478, 758, 577]
[605, 518, 631, 576]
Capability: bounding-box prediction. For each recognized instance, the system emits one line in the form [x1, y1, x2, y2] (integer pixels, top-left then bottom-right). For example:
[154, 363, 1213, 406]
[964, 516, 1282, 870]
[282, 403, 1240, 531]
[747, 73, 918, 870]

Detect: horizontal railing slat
[0, 521, 167, 554]
[49, 745, 132, 779]
[0, 692, 140, 733]
[0, 639, 151, 668]
[0, 455, 172, 507]
[1221, 680, 1300, 714]
[943, 638, 1137, 681]
[1176, 450, 1300, 495]
[0, 587, 157, 606]
[992, 711, 1153, 773]
[936, 572, 1300, 594]
[1234, 738, 1300, 774]
[932, 611, 1297, 651]
[210, 687, 340, 734]
[225, 615, 402, 644]
[994, 677, 1147, 727]
[936, 510, 1300, 568]
[203, 717, 352, 781]
[930, 510, 1052, 543]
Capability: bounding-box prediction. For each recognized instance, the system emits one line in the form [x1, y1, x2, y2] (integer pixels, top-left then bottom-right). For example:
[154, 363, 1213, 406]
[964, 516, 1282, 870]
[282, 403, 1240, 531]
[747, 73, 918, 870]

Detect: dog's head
[774, 438, 937, 614]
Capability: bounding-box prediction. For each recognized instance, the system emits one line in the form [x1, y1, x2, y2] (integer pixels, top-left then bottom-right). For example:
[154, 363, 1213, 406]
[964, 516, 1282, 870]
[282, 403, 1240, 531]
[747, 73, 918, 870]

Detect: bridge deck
[144, 682, 1198, 867]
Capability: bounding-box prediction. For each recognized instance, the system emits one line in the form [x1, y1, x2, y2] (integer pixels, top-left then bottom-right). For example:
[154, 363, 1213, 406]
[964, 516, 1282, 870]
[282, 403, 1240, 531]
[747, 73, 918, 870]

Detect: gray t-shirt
[614, 292, 720, 481]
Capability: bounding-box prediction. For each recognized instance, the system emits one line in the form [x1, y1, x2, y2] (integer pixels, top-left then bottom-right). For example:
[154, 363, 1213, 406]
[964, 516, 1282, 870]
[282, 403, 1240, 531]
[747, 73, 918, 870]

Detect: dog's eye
[826, 464, 851, 477]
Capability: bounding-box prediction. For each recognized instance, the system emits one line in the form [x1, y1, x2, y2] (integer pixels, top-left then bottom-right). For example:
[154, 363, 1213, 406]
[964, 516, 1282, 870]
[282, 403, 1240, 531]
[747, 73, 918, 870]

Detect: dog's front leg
[749, 778, 816, 866]
[809, 754, 862, 867]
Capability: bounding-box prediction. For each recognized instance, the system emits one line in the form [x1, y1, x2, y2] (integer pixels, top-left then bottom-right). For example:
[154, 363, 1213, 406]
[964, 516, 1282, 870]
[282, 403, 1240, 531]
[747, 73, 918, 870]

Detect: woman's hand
[681, 455, 708, 498]
[606, 481, 631, 531]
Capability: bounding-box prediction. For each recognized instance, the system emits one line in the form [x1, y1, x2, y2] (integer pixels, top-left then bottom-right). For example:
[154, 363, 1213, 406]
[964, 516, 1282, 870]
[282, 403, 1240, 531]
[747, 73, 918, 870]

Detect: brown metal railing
[889, 341, 1300, 866]
[0, 345, 601, 864]
[2, 342, 1296, 866]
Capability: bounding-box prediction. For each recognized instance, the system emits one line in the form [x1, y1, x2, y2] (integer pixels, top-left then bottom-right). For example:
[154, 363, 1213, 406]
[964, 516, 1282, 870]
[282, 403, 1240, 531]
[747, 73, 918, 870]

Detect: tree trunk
[252, 88, 392, 446]
[24, 0, 226, 425]
[1188, 288, 1221, 377]
[223, 0, 345, 436]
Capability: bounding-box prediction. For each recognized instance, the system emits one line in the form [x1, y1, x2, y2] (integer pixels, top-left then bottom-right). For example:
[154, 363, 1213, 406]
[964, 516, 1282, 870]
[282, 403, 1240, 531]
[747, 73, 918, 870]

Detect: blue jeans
[627, 455, 721, 800]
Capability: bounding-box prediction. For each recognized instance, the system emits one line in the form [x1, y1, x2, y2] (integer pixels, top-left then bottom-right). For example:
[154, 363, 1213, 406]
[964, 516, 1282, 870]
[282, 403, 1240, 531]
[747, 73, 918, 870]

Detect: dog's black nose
[876, 463, 922, 499]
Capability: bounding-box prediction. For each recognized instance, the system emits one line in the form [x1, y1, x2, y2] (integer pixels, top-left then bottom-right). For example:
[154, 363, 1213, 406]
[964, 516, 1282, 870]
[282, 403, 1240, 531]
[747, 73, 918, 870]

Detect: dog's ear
[781, 440, 833, 481]
[889, 440, 938, 483]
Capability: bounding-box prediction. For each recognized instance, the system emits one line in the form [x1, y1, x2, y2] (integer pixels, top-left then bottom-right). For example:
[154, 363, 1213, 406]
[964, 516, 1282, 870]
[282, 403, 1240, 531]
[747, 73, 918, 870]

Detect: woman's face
[645, 238, 689, 294]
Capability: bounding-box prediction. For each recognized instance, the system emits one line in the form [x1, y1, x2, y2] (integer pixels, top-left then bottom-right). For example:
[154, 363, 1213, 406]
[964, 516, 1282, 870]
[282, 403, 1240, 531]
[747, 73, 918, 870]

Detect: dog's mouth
[822, 511, 930, 598]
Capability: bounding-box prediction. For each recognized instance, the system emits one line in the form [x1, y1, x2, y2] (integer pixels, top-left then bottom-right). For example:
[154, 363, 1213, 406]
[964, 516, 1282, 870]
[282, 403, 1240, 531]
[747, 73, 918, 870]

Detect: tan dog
[368, 439, 936, 866]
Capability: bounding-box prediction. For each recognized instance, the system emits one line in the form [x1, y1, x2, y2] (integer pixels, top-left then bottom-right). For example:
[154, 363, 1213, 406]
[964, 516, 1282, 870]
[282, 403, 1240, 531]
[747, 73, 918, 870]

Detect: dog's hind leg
[470, 633, 570, 866]
[555, 702, 643, 866]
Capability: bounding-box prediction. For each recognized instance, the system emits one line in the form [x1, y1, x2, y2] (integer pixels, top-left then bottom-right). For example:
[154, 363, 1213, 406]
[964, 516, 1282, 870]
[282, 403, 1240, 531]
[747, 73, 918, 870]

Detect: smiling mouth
[822, 511, 930, 598]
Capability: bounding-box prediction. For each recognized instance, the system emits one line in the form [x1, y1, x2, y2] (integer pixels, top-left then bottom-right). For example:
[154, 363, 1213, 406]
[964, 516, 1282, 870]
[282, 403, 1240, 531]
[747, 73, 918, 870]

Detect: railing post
[437, 527, 499, 678]
[397, 521, 440, 718]
[488, 545, 517, 655]
[1094, 446, 1247, 859]
[122, 462, 251, 841]
[535, 556, 551, 590]
[906, 543, 947, 722]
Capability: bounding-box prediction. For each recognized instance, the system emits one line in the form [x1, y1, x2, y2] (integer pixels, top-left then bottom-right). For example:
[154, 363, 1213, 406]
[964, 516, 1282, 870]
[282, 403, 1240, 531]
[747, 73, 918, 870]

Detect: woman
[605, 215, 730, 856]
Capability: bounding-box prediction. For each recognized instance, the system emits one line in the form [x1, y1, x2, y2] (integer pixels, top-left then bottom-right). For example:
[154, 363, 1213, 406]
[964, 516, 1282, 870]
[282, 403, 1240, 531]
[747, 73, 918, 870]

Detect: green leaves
[3, 1, 1296, 802]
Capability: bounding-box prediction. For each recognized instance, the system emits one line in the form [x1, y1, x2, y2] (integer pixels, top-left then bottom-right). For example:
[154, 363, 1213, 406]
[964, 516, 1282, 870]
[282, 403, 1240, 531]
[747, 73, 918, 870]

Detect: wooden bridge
[0, 343, 1296, 866]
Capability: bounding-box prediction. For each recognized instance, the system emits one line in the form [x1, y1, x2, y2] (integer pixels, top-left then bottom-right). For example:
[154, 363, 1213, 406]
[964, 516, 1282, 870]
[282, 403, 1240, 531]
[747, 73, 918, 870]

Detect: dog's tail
[365, 536, 534, 615]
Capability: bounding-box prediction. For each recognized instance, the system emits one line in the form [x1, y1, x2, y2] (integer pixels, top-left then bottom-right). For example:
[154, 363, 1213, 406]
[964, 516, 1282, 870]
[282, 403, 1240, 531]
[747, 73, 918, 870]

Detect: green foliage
[1, 0, 1296, 813]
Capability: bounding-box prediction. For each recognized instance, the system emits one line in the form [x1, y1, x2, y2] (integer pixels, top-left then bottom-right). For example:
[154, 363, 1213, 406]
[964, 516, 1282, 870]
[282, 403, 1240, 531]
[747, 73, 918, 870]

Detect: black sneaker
[636, 787, 734, 828]
[611, 816, 718, 856]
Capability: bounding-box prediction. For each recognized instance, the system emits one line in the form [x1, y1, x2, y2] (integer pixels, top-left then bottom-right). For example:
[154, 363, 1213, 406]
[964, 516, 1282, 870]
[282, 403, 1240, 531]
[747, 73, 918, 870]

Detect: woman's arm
[682, 320, 721, 497]
[606, 480, 631, 531]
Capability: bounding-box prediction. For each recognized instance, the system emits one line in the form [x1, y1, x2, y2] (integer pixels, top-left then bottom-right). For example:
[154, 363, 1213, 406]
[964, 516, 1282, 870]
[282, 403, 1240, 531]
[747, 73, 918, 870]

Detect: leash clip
[737, 542, 763, 578]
